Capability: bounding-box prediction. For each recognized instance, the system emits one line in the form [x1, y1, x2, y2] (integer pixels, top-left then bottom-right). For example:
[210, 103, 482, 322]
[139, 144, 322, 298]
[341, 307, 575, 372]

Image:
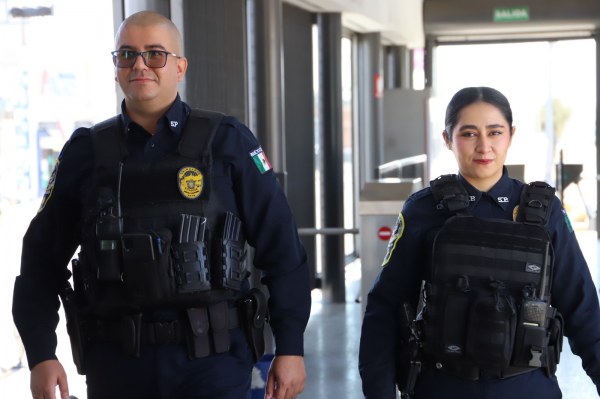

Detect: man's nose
[132, 53, 148, 70]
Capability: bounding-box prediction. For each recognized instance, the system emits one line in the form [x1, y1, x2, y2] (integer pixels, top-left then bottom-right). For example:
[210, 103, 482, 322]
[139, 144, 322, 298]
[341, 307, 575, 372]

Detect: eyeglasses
[111, 49, 180, 68]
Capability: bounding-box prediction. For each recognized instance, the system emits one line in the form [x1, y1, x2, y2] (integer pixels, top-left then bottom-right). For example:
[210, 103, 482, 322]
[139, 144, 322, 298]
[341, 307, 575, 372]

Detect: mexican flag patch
[250, 146, 272, 174]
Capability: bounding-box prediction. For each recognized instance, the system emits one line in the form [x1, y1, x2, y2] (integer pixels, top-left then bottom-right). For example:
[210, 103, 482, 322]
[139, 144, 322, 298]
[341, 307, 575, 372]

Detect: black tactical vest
[420, 174, 563, 379]
[74, 110, 248, 315]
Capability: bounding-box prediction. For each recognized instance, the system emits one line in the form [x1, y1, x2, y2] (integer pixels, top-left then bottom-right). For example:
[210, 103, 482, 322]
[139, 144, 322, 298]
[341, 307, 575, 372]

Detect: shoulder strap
[517, 181, 555, 226]
[90, 116, 126, 179]
[178, 109, 225, 159]
[90, 109, 225, 171]
[430, 174, 470, 215]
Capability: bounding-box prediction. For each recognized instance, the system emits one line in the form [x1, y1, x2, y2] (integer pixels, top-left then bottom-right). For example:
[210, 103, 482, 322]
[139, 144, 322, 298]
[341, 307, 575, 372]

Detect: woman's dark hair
[444, 86, 513, 142]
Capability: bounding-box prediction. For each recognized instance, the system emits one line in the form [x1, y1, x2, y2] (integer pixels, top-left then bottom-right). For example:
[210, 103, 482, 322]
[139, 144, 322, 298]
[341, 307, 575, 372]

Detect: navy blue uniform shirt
[359, 169, 600, 399]
[12, 95, 311, 369]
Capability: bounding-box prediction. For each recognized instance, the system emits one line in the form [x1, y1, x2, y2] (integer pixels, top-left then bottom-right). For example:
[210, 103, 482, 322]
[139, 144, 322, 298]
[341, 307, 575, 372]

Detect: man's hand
[30, 359, 70, 399]
[265, 355, 306, 399]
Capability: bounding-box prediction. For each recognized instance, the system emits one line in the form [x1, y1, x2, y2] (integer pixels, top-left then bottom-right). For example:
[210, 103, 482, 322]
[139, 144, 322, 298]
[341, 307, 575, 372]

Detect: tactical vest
[74, 110, 248, 315]
[420, 174, 563, 380]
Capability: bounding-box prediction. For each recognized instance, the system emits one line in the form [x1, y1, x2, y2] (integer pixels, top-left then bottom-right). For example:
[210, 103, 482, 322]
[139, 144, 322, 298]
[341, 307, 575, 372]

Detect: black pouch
[466, 295, 516, 368]
[545, 309, 563, 376]
[439, 293, 470, 359]
[513, 299, 549, 368]
[173, 240, 211, 294]
[122, 230, 173, 306]
[221, 212, 247, 291]
[238, 288, 268, 363]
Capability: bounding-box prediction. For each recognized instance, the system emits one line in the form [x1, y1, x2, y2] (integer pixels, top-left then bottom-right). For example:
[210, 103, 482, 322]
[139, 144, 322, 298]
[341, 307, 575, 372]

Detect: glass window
[0, 1, 115, 395]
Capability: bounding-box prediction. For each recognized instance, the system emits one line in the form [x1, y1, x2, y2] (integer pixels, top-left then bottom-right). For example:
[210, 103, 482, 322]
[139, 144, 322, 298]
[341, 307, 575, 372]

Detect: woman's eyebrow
[458, 123, 506, 131]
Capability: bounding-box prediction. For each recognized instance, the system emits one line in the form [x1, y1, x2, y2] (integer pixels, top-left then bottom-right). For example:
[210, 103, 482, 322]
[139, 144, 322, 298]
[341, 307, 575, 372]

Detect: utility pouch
[513, 299, 550, 368]
[209, 302, 230, 353]
[186, 307, 211, 358]
[545, 309, 563, 376]
[221, 212, 247, 291]
[60, 277, 88, 375]
[174, 215, 211, 294]
[238, 288, 267, 363]
[466, 295, 516, 368]
[439, 293, 470, 359]
[173, 241, 211, 293]
[122, 230, 173, 306]
[95, 205, 123, 282]
[119, 313, 142, 357]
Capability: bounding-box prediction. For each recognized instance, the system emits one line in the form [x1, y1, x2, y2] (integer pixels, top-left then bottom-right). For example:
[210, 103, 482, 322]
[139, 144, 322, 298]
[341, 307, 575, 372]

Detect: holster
[396, 302, 422, 397]
[545, 309, 564, 376]
[238, 288, 268, 363]
[59, 276, 88, 375]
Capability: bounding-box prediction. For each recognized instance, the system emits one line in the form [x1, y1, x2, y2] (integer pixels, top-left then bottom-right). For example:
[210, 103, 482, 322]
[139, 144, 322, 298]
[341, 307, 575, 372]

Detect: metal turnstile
[359, 179, 423, 312]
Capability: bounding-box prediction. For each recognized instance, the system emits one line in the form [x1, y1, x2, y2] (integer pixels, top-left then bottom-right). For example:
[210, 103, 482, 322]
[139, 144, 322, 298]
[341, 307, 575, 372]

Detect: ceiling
[283, 0, 425, 48]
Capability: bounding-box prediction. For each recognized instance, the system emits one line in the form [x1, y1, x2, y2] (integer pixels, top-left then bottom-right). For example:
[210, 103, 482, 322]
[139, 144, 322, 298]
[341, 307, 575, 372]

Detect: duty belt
[430, 358, 535, 380]
[89, 305, 240, 358]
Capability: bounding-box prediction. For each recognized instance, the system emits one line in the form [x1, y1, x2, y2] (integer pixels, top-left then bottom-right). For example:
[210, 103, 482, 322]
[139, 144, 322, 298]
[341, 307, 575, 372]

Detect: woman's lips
[474, 159, 493, 165]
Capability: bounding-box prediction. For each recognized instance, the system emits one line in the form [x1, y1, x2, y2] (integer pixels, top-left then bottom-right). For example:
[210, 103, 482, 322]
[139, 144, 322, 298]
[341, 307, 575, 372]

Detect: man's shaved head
[115, 10, 183, 54]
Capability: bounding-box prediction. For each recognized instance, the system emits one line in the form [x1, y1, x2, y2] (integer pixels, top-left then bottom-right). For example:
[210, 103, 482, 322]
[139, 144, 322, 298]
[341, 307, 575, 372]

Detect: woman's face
[444, 101, 515, 192]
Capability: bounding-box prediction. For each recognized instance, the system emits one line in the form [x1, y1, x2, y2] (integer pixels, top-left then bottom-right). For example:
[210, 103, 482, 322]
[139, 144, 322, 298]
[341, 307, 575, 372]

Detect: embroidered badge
[382, 213, 405, 267]
[249, 146, 272, 174]
[562, 208, 574, 233]
[38, 160, 59, 213]
[498, 196, 509, 203]
[177, 166, 203, 200]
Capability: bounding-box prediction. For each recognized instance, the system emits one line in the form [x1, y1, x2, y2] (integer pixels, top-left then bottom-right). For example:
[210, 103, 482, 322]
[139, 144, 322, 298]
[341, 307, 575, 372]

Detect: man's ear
[177, 57, 188, 82]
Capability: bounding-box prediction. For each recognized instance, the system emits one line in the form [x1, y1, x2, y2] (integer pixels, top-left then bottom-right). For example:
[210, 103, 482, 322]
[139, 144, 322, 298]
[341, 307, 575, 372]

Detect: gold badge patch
[177, 167, 203, 200]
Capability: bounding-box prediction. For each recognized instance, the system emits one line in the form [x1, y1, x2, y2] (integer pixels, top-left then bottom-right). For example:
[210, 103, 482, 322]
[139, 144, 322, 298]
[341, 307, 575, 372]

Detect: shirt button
[150, 143, 155, 148]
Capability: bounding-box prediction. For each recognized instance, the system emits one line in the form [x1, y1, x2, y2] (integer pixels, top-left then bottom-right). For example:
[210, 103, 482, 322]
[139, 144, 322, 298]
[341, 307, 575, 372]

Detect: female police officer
[12, 11, 310, 399]
[359, 86, 600, 398]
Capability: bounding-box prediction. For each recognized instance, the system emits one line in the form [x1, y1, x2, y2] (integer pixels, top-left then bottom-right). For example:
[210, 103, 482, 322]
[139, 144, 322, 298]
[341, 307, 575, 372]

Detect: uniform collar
[458, 167, 515, 210]
[119, 94, 188, 136]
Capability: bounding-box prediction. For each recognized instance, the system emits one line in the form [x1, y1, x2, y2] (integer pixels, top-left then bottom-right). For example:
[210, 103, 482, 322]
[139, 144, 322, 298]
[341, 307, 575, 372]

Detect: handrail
[377, 154, 427, 177]
[297, 227, 359, 236]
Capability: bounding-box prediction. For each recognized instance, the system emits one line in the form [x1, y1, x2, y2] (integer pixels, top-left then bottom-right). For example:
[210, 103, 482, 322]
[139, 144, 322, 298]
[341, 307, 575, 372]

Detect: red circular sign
[377, 226, 393, 241]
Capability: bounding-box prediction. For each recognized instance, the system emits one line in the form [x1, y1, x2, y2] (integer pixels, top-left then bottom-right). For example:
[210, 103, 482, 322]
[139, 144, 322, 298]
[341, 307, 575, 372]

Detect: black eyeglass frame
[111, 49, 180, 68]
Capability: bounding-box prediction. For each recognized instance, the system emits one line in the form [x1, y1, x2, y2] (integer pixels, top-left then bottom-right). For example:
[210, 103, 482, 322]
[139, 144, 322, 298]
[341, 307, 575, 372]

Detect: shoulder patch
[382, 213, 405, 267]
[249, 146, 272, 174]
[562, 208, 574, 233]
[38, 159, 59, 213]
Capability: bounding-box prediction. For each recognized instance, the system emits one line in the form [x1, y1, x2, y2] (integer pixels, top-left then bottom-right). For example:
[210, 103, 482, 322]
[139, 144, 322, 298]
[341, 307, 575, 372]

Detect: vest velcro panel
[424, 214, 553, 374]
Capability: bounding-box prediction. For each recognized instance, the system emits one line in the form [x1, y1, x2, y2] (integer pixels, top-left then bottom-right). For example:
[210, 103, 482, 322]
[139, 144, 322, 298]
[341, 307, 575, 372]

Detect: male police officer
[12, 11, 310, 399]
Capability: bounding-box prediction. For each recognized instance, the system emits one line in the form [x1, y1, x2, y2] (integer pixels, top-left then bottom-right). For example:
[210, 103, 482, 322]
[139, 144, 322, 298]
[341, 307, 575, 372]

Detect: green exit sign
[493, 6, 530, 22]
